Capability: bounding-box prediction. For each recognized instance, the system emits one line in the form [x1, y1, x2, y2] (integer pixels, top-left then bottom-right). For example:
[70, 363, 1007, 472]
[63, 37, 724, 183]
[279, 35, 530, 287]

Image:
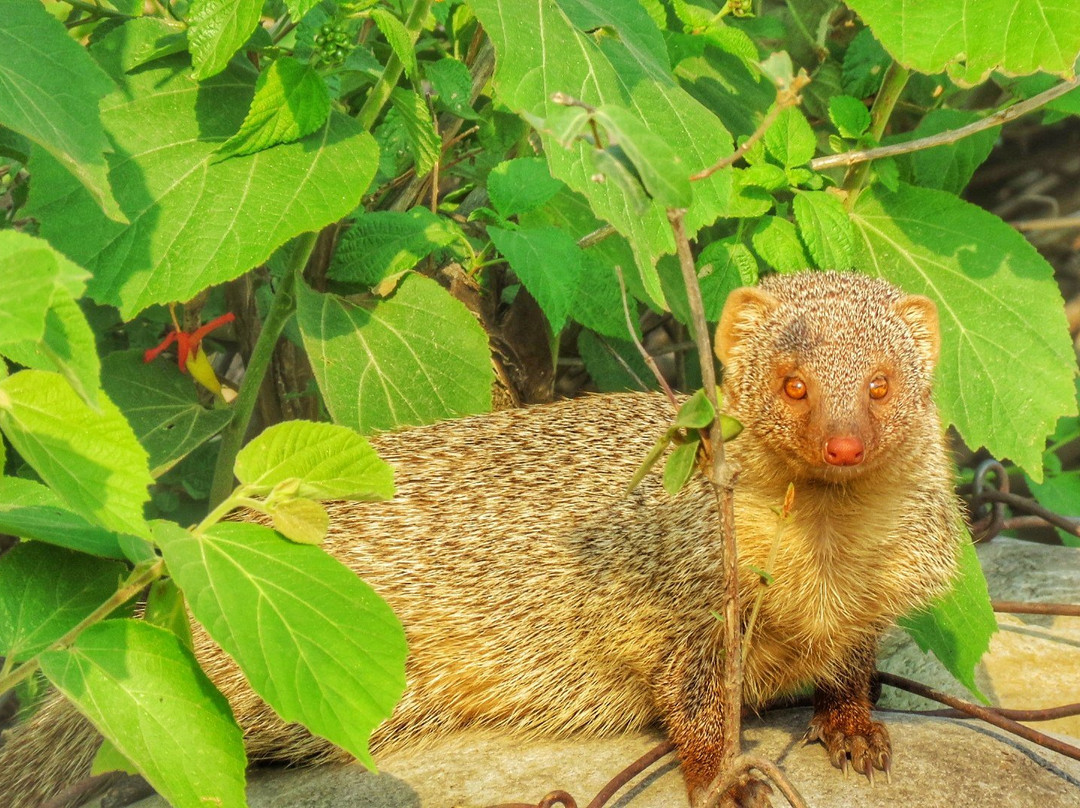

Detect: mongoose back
[0, 270, 962, 807]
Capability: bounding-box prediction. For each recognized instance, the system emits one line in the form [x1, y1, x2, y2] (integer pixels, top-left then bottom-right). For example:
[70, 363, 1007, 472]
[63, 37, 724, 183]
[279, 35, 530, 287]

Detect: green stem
[0, 558, 165, 694]
[208, 233, 317, 508]
[62, 0, 130, 18]
[843, 62, 911, 205]
[355, 0, 437, 131]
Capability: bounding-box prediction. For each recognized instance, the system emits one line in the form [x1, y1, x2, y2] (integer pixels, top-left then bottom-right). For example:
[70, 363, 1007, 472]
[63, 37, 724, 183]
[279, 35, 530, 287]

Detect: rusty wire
[968, 457, 1080, 540]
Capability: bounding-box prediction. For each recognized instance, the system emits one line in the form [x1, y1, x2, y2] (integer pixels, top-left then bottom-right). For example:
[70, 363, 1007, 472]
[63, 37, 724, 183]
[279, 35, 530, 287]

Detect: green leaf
[764, 107, 816, 168]
[425, 57, 480, 120]
[370, 8, 419, 80]
[0, 542, 125, 661]
[0, 370, 152, 538]
[751, 215, 811, 274]
[592, 105, 693, 208]
[217, 56, 331, 159]
[842, 27, 890, 98]
[0, 0, 121, 220]
[388, 88, 440, 177]
[39, 619, 247, 807]
[489, 226, 583, 332]
[27, 29, 379, 318]
[894, 109, 997, 195]
[590, 147, 651, 215]
[663, 436, 700, 496]
[851, 183, 1077, 479]
[296, 275, 493, 433]
[899, 536, 996, 701]
[270, 498, 330, 545]
[472, 0, 732, 290]
[188, 0, 263, 80]
[658, 240, 753, 325]
[144, 578, 193, 649]
[0, 230, 63, 344]
[0, 291, 101, 409]
[235, 420, 394, 501]
[793, 191, 857, 269]
[626, 427, 678, 494]
[846, 0, 1080, 85]
[92, 740, 140, 777]
[154, 521, 407, 768]
[101, 351, 233, 478]
[570, 253, 634, 340]
[577, 331, 657, 393]
[330, 207, 460, 286]
[0, 477, 128, 559]
[828, 95, 871, 139]
[673, 389, 715, 429]
[488, 158, 566, 217]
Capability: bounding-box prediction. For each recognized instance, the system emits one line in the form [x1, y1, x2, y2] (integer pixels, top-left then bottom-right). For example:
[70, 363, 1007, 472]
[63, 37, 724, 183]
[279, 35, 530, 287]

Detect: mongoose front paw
[804, 712, 891, 784]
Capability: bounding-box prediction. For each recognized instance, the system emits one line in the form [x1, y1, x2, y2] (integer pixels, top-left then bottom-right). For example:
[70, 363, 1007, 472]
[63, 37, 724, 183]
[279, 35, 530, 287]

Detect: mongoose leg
[804, 640, 891, 783]
[657, 635, 773, 807]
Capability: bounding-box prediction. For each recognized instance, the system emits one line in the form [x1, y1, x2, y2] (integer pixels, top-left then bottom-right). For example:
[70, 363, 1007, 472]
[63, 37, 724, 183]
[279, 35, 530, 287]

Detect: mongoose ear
[715, 286, 780, 363]
[893, 294, 940, 370]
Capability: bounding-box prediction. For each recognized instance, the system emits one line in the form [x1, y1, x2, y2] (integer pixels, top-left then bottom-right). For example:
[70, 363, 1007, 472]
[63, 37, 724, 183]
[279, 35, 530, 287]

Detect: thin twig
[577, 224, 616, 249]
[614, 267, 677, 407]
[690, 74, 811, 181]
[584, 740, 675, 808]
[812, 76, 1080, 171]
[1011, 216, 1080, 232]
[992, 600, 1080, 617]
[878, 672, 1080, 762]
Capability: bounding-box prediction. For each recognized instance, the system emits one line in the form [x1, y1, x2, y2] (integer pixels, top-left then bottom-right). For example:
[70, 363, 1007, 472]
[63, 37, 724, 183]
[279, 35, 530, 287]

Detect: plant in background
[1, 0, 1079, 804]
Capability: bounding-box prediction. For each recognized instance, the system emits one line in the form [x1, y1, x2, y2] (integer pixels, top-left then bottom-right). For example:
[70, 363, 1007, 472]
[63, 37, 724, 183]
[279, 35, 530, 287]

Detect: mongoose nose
[824, 436, 864, 466]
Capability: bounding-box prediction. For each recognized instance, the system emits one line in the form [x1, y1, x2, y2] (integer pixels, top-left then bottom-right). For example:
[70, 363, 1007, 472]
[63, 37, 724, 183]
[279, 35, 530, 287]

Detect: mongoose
[0, 270, 962, 807]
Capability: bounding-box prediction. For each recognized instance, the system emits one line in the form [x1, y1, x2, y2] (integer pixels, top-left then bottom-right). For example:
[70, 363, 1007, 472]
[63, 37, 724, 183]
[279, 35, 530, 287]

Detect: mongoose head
[715, 271, 940, 483]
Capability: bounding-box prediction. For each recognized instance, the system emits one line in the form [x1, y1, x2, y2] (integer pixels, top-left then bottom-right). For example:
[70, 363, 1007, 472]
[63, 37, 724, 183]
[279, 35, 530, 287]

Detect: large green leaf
[488, 158, 566, 217]
[26, 24, 379, 318]
[899, 535, 997, 700]
[39, 619, 247, 807]
[793, 190, 857, 270]
[0, 370, 152, 539]
[154, 521, 407, 768]
[101, 351, 233, 478]
[489, 226, 583, 332]
[0, 0, 121, 219]
[234, 420, 394, 500]
[846, 0, 1080, 85]
[329, 208, 461, 286]
[216, 56, 331, 159]
[470, 0, 732, 290]
[0, 477, 128, 559]
[0, 542, 126, 662]
[188, 0, 263, 80]
[851, 183, 1077, 479]
[296, 274, 493, 433]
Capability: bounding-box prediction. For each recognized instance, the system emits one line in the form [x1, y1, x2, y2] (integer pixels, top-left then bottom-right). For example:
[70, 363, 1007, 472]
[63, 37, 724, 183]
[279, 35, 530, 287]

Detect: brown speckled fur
[0, 271, 962, 807]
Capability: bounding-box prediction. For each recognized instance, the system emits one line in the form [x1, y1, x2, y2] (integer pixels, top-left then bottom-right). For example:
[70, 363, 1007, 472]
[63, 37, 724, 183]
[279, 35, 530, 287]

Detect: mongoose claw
[805, 712, 892, 786]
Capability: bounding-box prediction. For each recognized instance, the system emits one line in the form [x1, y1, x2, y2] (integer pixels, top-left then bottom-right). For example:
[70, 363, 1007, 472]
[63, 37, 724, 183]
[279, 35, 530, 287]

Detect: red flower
[144, 312, 236, 372]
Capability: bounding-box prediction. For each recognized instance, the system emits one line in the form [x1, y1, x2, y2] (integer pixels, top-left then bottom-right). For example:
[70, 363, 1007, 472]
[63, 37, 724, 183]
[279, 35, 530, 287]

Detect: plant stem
[667, 209, 744, 777]
[842, 62, 910, 202]
[814, 75, 1080, 173]
[691, 74, 811, 181]
[208, 233, 317, 508]
[62, 0, 129, 19]
[0, 558, 165, 694]
[356, 0, 436, 131]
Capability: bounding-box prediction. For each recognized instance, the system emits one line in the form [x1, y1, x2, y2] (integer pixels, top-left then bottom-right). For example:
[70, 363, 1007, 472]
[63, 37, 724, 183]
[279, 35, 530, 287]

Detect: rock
[879, 536, 1080, 739]
[101, 708, 1080, 808]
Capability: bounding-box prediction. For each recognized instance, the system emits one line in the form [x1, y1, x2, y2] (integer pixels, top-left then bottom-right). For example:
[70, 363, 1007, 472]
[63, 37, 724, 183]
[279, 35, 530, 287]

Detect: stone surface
[86, 537, 1080, 808]
[879, 537, 1080, 738]
[102, 708, 1080, 808]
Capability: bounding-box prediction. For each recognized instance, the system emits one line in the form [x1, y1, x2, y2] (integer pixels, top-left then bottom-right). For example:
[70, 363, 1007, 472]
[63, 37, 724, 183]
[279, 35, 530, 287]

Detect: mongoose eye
[783, 376, 807, 400]
[869, 376, 889, 400]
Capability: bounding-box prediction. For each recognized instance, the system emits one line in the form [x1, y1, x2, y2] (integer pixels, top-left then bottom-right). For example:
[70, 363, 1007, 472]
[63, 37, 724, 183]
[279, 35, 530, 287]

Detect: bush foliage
[1, 0, 1079, 803]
